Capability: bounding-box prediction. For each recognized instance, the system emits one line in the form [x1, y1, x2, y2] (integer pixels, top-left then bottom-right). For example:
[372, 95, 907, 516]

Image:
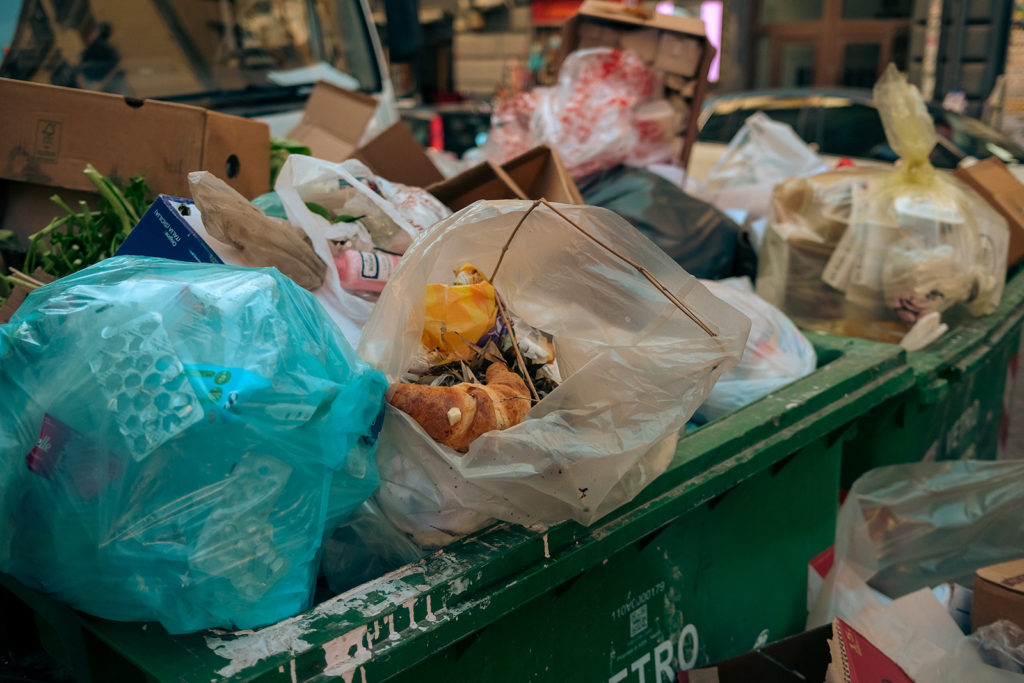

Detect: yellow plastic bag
[757, 64, 1009, 344]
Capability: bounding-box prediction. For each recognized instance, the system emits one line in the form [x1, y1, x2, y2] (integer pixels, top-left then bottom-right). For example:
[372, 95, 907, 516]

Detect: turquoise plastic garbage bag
[0, 257, 388, 634]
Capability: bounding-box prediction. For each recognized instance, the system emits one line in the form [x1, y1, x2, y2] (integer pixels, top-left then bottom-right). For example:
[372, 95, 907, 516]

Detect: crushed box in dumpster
[559, 0, 715, 169]
[428, 146, 583, 211]
[972, 558, 1024, 632]
[285, 80, 443, 188]
[954, 157, 1024, 269]
[0, 78, 269, 246]
[115, 196, 222, 265]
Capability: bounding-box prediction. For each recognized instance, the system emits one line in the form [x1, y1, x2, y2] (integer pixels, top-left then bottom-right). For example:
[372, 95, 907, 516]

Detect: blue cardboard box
[116, 195, 223, 264]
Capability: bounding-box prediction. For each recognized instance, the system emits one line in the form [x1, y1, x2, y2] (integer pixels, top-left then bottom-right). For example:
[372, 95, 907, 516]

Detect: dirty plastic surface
[359, 200, 750, 544]
[0, 257, 388, 633]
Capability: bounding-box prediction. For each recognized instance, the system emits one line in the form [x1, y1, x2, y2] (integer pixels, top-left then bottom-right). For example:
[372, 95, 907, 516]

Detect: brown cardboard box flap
[354, 122, 445, 188]
[972, 557, 1024, 631]
[428, 162, 527, 212]
[501, 146, 584, 205]
[572, 0, 706, 37]
[953, 157, 1024, 269]
[285, 81, 378, 162]
[976, 558, 1024, 593]
[0, 78, 269, 199]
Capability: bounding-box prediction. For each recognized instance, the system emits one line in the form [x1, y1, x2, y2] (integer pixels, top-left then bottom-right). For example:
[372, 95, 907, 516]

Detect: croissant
[390, 362, 532, 452]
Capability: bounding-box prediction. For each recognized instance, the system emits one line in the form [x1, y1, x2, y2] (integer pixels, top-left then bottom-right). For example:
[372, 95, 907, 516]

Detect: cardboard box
[115, 196, 223, 265]
[953, 157, 1024, 268]
[679, 624, 833, 682]
[971, 557, 1024, 631]
[428, 162, 525, 212]
[285, 81, 443, 188]
[428, 146, 583, 211]
[0, 78, 270, 200]
[502, 146, 585, 204]
[558, 0, 714, 170]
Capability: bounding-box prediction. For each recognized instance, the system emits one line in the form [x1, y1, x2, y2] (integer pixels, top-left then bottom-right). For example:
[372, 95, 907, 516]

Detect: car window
[697, 110, 737, 143]
[698, 105, 806, 143]
[931, 108, 1024, 164]
[0, 0, 382, 99]
[820, 103, 893, 161]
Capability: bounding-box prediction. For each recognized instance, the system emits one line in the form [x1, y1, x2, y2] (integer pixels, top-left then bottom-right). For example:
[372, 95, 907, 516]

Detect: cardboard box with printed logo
[0, 77, 270, 246]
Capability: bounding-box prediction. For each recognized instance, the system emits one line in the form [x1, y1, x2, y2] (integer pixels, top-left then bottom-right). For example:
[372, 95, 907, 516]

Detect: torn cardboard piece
[285, 81, 443, 188]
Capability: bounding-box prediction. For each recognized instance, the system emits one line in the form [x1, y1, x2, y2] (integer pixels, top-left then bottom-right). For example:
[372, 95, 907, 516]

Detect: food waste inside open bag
[357, 200, 750, 547]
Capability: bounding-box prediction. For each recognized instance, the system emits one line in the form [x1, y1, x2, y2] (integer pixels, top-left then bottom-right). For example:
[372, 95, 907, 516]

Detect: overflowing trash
[810, 460, 1024, 682]
[757, 65, 1010, 344]
[0, 6, 1022, 679]
[0, 257, 388, 633]
[359, 200, 749, 544]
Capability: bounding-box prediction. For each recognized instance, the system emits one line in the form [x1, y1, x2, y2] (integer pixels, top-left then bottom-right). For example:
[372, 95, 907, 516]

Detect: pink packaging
[335, 250, 401, 293]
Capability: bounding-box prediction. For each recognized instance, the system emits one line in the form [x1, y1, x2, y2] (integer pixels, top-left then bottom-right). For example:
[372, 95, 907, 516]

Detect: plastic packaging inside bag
[694, 278, 816, 423]
[0, 257, 388, 633]
[756, 65, 1009, 344]
[701, 113, 826, 226]
[963, 621, 1024, 674]
[485, 49, 666, 179]
[358, 200, 750, 544]
[274, 156, 452, 345]
[811, 460, 1024, 627]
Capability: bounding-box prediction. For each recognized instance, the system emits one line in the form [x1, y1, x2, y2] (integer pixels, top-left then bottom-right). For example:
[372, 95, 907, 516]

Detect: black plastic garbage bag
[578, 165, 755, 280]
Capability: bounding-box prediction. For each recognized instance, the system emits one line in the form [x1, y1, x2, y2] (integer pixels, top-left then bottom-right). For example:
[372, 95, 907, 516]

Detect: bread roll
[390, 363, 531, 452]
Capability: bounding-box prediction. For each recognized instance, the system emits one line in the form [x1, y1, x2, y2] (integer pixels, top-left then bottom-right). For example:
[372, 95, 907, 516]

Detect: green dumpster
[0, 335, 909, 682]
[841, 267, 1024, 489]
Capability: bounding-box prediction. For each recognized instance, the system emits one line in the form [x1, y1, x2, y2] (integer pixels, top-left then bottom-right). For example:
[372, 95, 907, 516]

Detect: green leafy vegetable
[303, 202, 364, 223]
[22, 166, 152, 280]
[270, 136, 312, 188]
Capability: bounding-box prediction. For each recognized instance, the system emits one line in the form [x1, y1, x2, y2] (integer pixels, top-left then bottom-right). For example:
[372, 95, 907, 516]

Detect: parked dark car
[696, 89, 1024, 171]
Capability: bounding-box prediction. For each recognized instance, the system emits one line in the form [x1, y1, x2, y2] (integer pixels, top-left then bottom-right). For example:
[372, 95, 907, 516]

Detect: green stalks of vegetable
[22, 166, 152, 279]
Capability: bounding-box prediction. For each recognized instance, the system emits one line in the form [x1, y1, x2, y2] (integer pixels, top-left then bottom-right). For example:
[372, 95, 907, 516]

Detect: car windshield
[930, 107, 1024, 164]
[0, 0, 381, 100]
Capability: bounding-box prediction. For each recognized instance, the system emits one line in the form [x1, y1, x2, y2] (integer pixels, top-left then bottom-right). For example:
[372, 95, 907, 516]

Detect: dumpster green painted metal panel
[0, 335, 910, 683]
[841, 267, 1024, 489]
[386, 435, 840, 683]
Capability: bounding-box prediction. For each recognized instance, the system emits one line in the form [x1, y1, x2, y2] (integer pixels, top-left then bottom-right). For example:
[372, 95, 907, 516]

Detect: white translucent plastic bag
[358, 200, 750, 543]
[275, 156, 450, 344]
[695, 277, 816, 423]
[812, 460, 1024, 625]
[701, 112, 827, 226]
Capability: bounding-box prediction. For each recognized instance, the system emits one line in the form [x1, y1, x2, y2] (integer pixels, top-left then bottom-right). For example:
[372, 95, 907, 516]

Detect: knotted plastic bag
[358, 200, 750, 545]
[0, 257, 388, 633]
[757, 65, 1009, 344]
